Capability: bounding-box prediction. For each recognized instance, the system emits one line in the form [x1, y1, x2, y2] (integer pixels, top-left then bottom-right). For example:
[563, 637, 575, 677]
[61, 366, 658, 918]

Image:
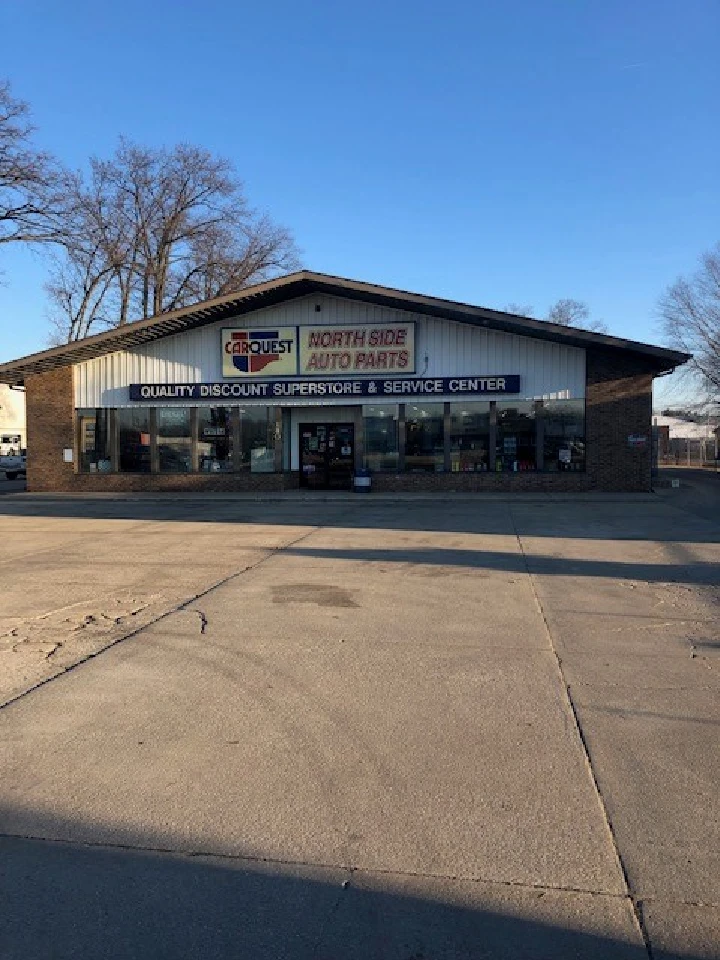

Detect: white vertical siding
[74, 293, 586, 407]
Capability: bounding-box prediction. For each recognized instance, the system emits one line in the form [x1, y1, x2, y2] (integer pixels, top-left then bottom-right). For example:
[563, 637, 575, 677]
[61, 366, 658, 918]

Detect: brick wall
[25, 366, 75, 492]
[585, 347, 654, 492]
[24, 348, 655, 493]
[371, 473, 592, 492]
[70, 472, 295, 493]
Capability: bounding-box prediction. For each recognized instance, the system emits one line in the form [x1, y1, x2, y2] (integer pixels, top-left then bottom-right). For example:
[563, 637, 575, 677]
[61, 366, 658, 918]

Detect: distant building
[0, 384, 26, 454]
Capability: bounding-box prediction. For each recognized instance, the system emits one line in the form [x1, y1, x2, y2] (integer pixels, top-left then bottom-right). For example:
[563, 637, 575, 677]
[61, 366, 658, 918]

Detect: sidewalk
[4, 489, 659, 503]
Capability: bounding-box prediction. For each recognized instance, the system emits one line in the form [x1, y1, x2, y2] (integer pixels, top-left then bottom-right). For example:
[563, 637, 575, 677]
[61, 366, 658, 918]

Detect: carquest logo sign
[222, 327, 297, 377]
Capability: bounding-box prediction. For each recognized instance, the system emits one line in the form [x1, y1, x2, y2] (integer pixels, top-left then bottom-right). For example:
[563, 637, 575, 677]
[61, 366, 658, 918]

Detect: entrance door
[299, 423, 355, 490]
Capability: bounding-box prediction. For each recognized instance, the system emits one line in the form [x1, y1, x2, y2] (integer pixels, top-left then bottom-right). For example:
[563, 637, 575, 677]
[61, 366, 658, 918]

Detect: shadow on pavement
[0, 826, 658, 960]
[0, 496, 719, 543]
[281, 545, 720, 588]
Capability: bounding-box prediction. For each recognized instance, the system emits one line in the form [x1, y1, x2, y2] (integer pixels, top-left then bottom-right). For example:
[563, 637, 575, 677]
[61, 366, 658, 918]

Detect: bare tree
[659, 244, 720, 392]
[503, 298, 608, 332]
[546, 298, 608, 333]
[45, 246, 117, 344]
[0, 80, 61, 245]
[47, 139, 301, 340]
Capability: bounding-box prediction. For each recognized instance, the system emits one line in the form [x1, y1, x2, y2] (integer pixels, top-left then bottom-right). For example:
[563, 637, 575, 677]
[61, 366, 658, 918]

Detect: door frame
[298, 422, 355, 490]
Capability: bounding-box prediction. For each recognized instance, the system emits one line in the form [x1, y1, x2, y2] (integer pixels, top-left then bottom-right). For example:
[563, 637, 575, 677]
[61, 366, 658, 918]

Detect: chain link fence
[656, 436, 718, 466]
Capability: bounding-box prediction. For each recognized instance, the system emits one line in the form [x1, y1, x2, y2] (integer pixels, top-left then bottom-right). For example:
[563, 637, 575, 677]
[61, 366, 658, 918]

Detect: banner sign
[129, 375, 520, 402]
[298, 323, 415, 375]
[221, 327, 297, 378]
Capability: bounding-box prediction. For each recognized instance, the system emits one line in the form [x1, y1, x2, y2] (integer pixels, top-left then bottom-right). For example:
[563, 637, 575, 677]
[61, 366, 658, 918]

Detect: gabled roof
[0, 270, 690, 385]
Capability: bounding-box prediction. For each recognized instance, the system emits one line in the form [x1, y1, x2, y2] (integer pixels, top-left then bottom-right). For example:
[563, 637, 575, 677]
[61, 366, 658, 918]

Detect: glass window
[405, 402, 444, 472]
[117, 408, 151, 473]
[496, 401, 537, 472]
[78, 409, 112, 472]
[449, 402, 490, 473]
[239, 406, 276, 472]
[543, 400, 585, 472]
[157, 408, 192, 473]
[198, 407, 234, 472]
[363, 404, 399, 472]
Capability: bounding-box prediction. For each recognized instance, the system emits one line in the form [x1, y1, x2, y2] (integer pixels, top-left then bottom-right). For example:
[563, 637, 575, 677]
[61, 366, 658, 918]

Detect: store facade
[0, 272, 688, 493]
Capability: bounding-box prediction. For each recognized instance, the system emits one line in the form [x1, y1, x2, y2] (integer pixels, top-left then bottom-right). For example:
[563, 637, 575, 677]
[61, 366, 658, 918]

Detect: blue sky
[1, 0, 718, 402]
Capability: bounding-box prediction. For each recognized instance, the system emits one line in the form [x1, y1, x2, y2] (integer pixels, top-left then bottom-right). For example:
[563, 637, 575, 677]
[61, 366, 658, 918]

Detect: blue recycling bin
[353, 467, 372, 493]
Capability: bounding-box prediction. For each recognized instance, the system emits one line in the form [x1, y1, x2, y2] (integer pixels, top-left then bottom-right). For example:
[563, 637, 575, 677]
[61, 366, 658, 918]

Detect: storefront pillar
[231, 407, 242, 472]
[488, 402, 498, 471]
[274, 407, 283, 473]
[397, 404, 407, 472]
[109, 410, 119, 472]
[443, 403, 452, 472]
[149, 409, 159, 473]
[535, 401, 545, 471]
[190, 408, 200, 472]
[353, 405, 364, 473]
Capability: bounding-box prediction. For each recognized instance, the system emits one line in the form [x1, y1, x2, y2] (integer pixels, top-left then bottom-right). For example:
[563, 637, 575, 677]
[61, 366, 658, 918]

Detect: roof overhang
[0, 270, 691, 386]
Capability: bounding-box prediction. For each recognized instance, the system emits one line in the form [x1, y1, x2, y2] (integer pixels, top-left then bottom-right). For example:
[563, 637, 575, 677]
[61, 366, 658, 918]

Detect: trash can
[353, 467, 372, 493]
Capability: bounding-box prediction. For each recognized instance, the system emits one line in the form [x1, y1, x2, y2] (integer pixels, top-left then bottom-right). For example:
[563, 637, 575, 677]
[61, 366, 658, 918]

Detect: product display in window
[405, 403, 444, 472]
[157, 408, 192, 473]
[363, 404, 399, 471]
[496, 402, 537, 471]
[543, 400, 586, 472]
[449, 402, 490, 472]
[198, 407, 233, 471]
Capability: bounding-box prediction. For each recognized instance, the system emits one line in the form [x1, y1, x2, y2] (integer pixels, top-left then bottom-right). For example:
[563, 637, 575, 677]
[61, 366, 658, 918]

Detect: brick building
[0, 272, 689, 493]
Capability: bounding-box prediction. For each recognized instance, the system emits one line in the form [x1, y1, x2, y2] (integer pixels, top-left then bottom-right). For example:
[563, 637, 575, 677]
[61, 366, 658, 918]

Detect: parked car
[3, 453, 27, 480]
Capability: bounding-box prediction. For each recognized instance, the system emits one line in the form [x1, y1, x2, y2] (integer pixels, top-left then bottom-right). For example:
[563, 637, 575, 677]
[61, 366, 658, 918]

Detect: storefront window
[198, 407, 234, 472]
[449, 402, 490, 473]
[157, 408, 192, 473]
[496, 402, 537, 472]
[78, 409, 112, 472]
[117, 409, 151, 473]
[240, 406, 276, 472]
[363, 404, 399, 471]
[405, 403, 444, 472]
[543, 400, 585, 471]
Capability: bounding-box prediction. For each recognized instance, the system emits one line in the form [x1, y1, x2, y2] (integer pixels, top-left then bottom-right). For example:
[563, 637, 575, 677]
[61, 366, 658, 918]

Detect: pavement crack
[196, 610, 208, 635]
[638, 895, 720, 909]
[0, 829, 638, 901]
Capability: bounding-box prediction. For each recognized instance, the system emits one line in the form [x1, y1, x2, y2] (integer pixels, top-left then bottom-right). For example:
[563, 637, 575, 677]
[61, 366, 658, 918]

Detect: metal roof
[0, 270, 690, 386]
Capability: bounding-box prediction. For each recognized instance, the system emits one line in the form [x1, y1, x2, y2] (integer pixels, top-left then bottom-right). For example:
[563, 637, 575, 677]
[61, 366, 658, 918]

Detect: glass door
[299, 423, 354, 489]
[326, 424, 354, 490]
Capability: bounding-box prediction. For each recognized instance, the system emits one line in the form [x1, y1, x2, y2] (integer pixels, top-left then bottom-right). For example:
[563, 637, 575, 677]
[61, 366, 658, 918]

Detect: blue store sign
[129, 375, 521, 402]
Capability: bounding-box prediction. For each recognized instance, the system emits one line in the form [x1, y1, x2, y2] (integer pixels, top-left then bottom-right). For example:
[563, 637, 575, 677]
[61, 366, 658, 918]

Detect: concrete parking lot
[0, 486, 718, 958]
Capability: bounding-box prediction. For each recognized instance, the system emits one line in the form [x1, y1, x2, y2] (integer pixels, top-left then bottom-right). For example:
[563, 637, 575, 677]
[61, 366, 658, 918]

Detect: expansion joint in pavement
[508, 506, 654, 959]
[0, 830, 638, 902]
